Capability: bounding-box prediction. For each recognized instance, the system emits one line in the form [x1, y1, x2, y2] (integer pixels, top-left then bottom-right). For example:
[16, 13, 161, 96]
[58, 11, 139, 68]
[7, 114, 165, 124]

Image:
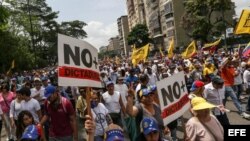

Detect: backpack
[45, 97, 67, 114]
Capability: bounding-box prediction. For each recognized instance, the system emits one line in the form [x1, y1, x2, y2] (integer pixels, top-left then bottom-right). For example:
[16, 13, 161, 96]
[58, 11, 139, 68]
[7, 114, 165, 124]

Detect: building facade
[108, 36, 120, 53]
[117, 16, 130, 56]
[126, 0, 147, 31]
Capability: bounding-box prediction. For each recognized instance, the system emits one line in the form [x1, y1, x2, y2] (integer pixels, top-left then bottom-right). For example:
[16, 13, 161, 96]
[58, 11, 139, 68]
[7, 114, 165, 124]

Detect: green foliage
[0, 0, 88, 73]
[182, 0, 234, 42]
[127, 24, 151, 48]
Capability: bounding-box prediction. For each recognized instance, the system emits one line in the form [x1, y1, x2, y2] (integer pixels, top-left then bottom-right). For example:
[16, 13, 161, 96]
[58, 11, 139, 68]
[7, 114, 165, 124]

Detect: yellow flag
[182, 41, 197, 59]
[234, 9, 250, 34]
[167, 38, 174, 58]
[11, 60, 15, 69]
[131, 44, 149, 66]
[203, 38, 221, 49]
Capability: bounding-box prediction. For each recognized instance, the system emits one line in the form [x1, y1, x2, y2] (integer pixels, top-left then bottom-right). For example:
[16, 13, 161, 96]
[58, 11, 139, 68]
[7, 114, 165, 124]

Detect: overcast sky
[47, 0, 250, 50]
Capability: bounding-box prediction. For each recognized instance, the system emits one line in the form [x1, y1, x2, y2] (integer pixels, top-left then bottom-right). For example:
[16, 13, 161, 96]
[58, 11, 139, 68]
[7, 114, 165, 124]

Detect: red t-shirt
[45, 97, 75, 137]
[221, 67, 235, 86]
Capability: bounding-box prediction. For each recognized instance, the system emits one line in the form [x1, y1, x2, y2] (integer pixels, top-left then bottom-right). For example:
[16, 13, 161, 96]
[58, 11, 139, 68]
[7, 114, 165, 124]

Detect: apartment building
[117, 15, 130, 56]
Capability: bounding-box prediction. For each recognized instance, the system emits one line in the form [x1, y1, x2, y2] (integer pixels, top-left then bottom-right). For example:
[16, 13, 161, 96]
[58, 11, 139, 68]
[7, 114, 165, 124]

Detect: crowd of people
[0, 50, 250, 141]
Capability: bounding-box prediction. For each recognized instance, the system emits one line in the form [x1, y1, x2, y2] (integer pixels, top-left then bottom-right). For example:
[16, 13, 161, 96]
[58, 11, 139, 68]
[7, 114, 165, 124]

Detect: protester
[0, 82, 15, 141]
[102, 81, 126, 128]
[185, 97, 224, 141]
[203, 76, 230, 126]
[40, 85, 78, 141]
[126, 87, 169, 139]
[137, 117, 169, 141]
[16, 110, 45, 141]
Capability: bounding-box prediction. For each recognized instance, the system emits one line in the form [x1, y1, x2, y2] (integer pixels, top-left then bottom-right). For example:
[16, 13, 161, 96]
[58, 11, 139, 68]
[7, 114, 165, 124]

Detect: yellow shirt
[203, 64, 215, 76]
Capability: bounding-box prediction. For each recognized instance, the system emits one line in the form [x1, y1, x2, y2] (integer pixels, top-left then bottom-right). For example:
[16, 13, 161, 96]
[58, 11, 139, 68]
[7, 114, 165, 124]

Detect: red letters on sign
[59, 66, 101, 82]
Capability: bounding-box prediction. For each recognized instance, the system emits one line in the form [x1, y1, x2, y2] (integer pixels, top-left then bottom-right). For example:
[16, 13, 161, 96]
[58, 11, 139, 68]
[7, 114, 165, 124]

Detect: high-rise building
[126, 0, 146, 31]
[117, 16, 130, 56]
[159, 0, 190, 50]
[108, 36, 120, 53]
[99, 46, 108, 53]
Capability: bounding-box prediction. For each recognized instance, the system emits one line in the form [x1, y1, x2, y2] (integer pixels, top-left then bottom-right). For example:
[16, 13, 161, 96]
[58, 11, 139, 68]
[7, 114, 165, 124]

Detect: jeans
[223, 86, 243, 113]
[233, 84, 243, 100]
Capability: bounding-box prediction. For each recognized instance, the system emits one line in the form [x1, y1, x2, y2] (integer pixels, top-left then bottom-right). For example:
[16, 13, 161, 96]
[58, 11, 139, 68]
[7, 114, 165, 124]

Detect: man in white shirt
[30, 78, 45, 105]
[19, 87, 41, 123]
[102, 81, 126, 127]
[204, 76, 230, 126]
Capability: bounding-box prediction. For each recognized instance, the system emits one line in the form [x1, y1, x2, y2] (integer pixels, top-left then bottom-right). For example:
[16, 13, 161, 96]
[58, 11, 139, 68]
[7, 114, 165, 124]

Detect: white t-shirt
[102, 91, 121, 113]
[92, 103, 109, 136]
[30, 87, 45, 100]
[10, 99, 23, 120]
[114, 84, 128, 107]
[21, 98, 41, 123]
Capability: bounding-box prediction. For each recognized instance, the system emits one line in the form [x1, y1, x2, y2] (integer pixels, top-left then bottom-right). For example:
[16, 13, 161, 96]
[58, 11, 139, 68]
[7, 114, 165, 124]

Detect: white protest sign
[156, 71, 190, 125]
[58, 34, 102, 87]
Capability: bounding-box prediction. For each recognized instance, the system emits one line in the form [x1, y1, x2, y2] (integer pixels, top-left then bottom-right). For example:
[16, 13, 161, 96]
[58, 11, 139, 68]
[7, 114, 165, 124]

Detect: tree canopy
[127, 24, 152, 48]
[181, 0, 234, 42]
[0, 0, 88, 73]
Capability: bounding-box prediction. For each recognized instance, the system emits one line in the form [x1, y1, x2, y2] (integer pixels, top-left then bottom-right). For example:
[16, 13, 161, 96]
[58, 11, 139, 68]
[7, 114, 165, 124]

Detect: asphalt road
[1, 94, 249, 141]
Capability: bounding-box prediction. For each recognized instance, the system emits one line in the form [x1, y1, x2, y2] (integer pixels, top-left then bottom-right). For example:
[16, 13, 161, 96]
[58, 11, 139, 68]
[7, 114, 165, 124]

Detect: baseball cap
[141, 117, 159, 135]
[21, 125, 38, 140]
[191, 97, 216, 111]
[105, 129, 124, 141]
[212, 75, 224, 84]
[190, 81, 205, 92]
[148, 85, 157, 93]
[106, 81, 114, 87]
[44, 85, 56, 98]
[138, 88, 150, 98]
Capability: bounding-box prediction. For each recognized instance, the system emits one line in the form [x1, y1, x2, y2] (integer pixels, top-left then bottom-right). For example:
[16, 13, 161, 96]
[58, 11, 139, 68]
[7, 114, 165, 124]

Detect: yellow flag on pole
[182, 41, 197, 59]
[167, 38, 174, 58]
[202, 38, 221, 49]
[131, 44, 149, 66]
[234, 9, 250, 34]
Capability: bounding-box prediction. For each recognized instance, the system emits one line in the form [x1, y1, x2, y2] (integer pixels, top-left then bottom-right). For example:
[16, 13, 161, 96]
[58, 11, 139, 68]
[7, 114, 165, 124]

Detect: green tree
[4, 0, 88, 68]
[127, 24, 151, 48]
[182, 0, 234, 42]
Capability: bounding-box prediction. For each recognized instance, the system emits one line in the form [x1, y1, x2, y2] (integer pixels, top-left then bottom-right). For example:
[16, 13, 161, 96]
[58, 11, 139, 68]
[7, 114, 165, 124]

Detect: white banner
[156, 71, 190, 125]
[58, 34, 102, 87]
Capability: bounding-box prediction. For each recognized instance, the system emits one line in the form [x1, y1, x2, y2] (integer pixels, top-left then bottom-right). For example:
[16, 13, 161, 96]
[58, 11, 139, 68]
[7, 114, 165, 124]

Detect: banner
[131, 44, 149, 66]
[167, 38, 174, 59]
[181, 41, 197, 59]
[156, 71, 190, 125]
[58, 34, 102, 87]
[234, 9, 250, 34]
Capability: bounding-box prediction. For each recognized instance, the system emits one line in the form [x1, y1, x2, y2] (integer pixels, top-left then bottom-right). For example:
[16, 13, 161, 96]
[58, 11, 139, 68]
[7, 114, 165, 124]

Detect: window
[167, 29, 175, 37]
[164, 2, 173, 14]
[166, 21, 174, 28]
